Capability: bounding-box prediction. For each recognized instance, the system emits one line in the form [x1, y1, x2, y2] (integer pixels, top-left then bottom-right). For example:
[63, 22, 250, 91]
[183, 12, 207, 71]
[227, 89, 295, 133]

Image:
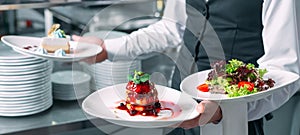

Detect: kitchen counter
[0, 100, 91, 134]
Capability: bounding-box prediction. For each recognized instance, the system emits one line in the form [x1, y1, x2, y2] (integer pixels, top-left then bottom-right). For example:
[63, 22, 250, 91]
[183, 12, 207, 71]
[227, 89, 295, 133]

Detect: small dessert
[40, 24, 70, 53]
[197, 59, 275, 97]
[117, 71, 161, 116]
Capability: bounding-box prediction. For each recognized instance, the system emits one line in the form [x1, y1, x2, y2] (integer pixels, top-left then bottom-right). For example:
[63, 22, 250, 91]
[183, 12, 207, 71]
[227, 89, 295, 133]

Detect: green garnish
[225, 59, 244, 73]
[128, 70, 150, 84]
[205, 59, 275, 97]
[258, 68, 268, 78]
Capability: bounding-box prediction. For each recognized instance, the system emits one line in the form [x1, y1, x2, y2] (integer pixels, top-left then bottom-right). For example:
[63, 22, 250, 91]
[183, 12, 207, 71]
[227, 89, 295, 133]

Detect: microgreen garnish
[128, 70, 150, 84]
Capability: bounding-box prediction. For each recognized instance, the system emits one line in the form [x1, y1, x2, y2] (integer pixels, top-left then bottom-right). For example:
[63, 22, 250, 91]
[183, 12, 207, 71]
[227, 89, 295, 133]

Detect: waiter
[73, 0, 300, 135]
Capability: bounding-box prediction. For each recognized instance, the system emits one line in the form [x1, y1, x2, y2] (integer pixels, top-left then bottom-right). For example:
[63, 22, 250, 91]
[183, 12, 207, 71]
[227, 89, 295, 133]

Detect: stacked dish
[82, 31, 141, 90]
[0, 44, 53, 117]
[83, 60, 141, 90]
[51, 70, 91, 100]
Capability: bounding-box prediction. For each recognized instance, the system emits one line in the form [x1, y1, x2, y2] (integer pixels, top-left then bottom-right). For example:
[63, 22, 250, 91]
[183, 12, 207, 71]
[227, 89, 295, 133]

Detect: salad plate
[82, 83, 200, 128]
[180, 69, 299, 102]
[1, 36, 102, 62]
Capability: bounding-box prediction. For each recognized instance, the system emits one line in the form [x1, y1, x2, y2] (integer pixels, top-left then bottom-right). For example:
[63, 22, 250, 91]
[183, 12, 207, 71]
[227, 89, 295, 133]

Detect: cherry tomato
[238, 81, 254, 91]
[197, 83, 209, 92]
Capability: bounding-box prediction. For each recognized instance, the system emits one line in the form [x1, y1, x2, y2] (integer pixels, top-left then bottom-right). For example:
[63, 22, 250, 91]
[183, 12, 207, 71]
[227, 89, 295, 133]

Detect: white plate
[0, 59, 46, 66]
[0, 92, 50, 104]
[180, 69, 299, 102]
[51, 70, 91, 85]
[0, 100, 53, 117]
[1, 36, 102, 62]
[0, 66, 52, 76]
[0, 71, 51, 82]
[82, 83, 199, 128]
[0, 44, 32, 60]
[0, 87, 49, 97]
[0, 82, 50, 92]
[0, 95, 52, 109]
[0, 89, 51, 101]
[0, 95, 51, 107]
[0, 79, 50, 90]
[0, 60, 50, 70]
[0, 76, 50, 85]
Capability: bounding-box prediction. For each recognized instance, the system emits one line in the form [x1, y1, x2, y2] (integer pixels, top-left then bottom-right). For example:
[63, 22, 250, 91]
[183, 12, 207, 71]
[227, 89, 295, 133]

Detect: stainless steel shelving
[0, 0, 151, 11]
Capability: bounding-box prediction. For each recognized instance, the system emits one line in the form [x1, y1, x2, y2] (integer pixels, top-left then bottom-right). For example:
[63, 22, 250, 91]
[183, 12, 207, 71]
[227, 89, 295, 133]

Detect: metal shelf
[0, 0, 152, 11]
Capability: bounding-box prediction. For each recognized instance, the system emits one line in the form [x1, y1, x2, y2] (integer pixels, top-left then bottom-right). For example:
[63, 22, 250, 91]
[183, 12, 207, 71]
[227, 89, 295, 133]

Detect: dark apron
[169, 0, 269, 134]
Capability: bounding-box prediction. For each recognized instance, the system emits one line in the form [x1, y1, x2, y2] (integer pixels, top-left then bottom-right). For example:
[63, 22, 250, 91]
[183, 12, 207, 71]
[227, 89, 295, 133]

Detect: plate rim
[82, 83, 200, 128]
[1, 35, 102, 62]
[180, 69, 300, 102]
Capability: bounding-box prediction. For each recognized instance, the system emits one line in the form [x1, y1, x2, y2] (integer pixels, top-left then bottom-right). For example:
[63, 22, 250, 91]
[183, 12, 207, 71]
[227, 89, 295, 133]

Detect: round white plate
[0, 71, 51, 81]
[0, 87, 49, 97]
[0, 59, 47, 66]
[0, 44, 32, 60]
[180, 69, 299, 102]
[0, 60, 50, 70]
[0, 100, 52, 117]
[51, 70, 91, 85]
[1, 36, 102, 62]
[0, 95, 52, 109]
[0, 79, 50, 90]
[0, 83, 52, 92]
[0, 66, 52, 76]
[0, 92, 50, 104]
[0, 76, 50, 85]
[0, 96, 51, 107]
[0, 89, 51, 101]
[82, 83, 199, 128]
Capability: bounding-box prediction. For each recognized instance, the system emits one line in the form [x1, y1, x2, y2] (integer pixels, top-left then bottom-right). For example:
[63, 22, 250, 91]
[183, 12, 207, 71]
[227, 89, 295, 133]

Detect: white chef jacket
[104, 0, 300, 121]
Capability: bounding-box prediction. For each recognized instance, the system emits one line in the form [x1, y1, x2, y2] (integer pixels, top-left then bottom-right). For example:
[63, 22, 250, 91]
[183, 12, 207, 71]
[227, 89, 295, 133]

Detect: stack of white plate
[83, 60, 141, 90]
[0, 44, 53, 117]
[82, 31, 141, 90]
[51, 70, 91, 100]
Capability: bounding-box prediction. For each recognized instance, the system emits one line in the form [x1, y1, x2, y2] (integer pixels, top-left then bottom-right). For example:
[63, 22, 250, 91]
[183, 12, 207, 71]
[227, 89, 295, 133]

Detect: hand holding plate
[72, 35, 107, 63]
[177, 100, 222, 129]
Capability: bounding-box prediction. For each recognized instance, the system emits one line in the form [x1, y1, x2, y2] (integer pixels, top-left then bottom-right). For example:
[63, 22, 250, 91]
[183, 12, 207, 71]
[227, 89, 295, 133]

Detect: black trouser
[167, 118, 265, 135]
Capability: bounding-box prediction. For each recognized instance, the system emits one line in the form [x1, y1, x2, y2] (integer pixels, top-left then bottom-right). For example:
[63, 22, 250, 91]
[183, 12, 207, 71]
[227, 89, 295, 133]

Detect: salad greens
[198, 59, 275, 97]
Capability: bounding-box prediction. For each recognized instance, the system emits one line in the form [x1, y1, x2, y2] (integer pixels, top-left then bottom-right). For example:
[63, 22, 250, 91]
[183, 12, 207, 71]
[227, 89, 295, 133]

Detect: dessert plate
[82, 83, 200, 128]
[180, 69, 299, 102]
[1, 36, 102, 61]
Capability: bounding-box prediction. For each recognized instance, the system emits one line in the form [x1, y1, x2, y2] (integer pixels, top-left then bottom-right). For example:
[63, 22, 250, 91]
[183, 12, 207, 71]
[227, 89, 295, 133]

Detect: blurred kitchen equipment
[0, 44, 53, 117]
[85, 1, 160, 33]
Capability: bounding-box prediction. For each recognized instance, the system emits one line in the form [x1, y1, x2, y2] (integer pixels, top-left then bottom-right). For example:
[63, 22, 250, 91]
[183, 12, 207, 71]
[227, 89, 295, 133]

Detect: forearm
[104, 0, 187, 61]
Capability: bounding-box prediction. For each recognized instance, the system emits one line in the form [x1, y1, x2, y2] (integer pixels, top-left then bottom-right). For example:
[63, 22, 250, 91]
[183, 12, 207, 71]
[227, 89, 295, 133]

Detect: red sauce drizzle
[117, 101, 161, 116]
[116, 101, 181, 118]
[23, 46, 32, 50]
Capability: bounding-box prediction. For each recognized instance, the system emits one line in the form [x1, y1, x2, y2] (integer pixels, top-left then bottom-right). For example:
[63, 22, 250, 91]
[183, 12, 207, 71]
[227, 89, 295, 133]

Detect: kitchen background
[0, 0, 299, 135]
